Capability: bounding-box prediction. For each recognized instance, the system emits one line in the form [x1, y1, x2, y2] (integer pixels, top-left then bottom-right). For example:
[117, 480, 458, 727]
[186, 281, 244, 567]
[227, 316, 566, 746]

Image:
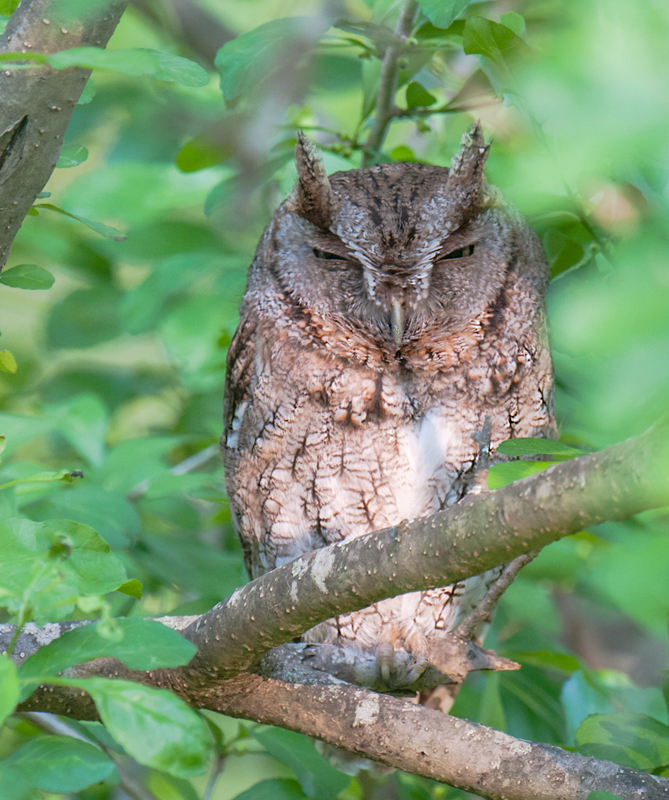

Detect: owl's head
[261, 124, 543, 350]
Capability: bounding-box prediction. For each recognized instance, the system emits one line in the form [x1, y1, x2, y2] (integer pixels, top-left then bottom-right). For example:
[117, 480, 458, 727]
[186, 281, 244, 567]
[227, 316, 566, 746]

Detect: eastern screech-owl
[223, 123, 555, 685]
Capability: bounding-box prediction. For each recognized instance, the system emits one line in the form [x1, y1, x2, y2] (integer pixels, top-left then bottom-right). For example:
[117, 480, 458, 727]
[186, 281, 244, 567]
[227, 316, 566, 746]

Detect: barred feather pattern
[223, 127, 555, 673]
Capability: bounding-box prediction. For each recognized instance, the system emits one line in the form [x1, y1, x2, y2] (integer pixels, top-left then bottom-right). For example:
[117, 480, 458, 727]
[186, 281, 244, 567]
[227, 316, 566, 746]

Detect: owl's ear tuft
[295, 132, 335, 230]
[446, 121, 490, 209]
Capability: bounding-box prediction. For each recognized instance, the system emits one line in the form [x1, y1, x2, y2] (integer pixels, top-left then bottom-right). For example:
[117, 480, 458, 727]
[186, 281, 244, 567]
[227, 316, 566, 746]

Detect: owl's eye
[313, 248, 346, 262]
[440, 244, 475, 260]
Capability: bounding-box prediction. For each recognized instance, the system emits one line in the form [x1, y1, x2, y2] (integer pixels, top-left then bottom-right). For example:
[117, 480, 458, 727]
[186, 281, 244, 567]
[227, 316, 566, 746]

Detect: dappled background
[1, 0, 669, 798]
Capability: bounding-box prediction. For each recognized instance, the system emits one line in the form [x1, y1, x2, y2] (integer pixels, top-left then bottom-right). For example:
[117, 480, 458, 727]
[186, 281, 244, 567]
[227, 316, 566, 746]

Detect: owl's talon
[376, 642, 394, 685]
[375, 642, 429, 690]
[401, 655, 428, 688]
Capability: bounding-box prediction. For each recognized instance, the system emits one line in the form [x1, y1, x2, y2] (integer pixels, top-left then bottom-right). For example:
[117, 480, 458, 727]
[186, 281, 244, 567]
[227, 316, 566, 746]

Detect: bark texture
[182, 419, 669, 678]
[15, 662, 669, 800]
[0, 0, 128, 269]
[5, 422, 669, 800]
[3, 4, 669, 797]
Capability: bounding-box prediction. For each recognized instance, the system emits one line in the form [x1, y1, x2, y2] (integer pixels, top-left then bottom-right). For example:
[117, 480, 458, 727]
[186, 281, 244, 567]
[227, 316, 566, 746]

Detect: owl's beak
[390, 297, 404, 348]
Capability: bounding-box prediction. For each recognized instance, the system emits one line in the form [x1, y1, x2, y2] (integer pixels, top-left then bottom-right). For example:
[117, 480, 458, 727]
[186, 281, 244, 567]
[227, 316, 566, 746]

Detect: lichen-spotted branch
[4, 421, 669, 800]
[180, 418, 669, 678]
[0, 0, 128, 269]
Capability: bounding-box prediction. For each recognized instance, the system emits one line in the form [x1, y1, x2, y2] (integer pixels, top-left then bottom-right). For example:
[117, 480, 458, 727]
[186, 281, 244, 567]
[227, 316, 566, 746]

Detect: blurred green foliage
[1, 0, 669, 798]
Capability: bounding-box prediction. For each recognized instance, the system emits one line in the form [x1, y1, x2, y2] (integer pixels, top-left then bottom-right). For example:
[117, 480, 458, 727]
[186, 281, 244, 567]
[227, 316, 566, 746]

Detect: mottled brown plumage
[223, 124, 555, 686]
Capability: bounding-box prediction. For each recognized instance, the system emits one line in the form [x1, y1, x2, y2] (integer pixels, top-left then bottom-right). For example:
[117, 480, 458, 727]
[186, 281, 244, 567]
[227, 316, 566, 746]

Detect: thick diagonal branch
[0, 0, 128, 269]
[182, 419, 669, 678]
[8, 421, 669, 800]
[17, 667, 669, 800]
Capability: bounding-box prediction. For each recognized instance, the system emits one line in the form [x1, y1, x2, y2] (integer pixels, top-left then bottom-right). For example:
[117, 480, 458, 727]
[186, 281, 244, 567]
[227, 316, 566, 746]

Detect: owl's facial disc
[355, 234, 479, 347]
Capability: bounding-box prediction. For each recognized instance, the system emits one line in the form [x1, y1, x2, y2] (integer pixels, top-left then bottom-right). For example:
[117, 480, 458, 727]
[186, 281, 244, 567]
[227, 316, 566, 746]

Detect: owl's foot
[299, 636, 519, 694]
[376, 641, 429, 690]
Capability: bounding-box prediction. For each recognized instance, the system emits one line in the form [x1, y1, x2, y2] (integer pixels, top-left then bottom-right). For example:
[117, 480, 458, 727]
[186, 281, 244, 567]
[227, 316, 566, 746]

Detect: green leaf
[97, 436, 181, 495]
[478, 671, 507, 731]
[389, 145, 417, 162]
[497, 437, 584, 457]
[0, 655, 19, 726]
[463, 16, 520, 63]
[231, 778, 309, 800]
[487, 460, 556, 489]
[20, 618, 196, 686]
[512, 649, 580, 673]
[405, 81, 437, 108]
[588, 794, 624, 800]
[204, 152, 293, 216]
[77, 77, 96, 104]
[215, 17, 330, 101]
[251, 726, 350, 800]
[0, 469, 83, 491]
[416, 0, 475, 29]
[45, 47, 209, 87]
[46, 394, 109, 467]
[35, 203, 126, 241]
[138, 534, 246, 600]
[0, 350, 17, 373]
[0, 1, 20, 17]
[56, 144, 89, 168]
[117, 579, 143, 598]
[575, 712, 669, 770]
[47, 286, 123, 349]
[3, 736, 116, 792]
[544, 229, 587, 278]
[561, 671, 616, 746]
[60, 677, 212, 777]
[0, 414, 53, 456]
[32, 487, 139, 549]
[500, 12, 525, 38]
[176, 138, 227, 173]
[0, 265, 55, 290]
[0, 764, 39, 800]
[0, 518, 127, 622]
[158, 295, 228, 391]
[361, 56, 382, 119]
[120, 252, 218, 335]
[462, 16, 531, 97]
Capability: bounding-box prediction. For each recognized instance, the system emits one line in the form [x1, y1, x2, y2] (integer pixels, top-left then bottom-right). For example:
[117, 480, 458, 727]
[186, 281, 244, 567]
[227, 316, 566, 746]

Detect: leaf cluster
[1, 0, 669, 798]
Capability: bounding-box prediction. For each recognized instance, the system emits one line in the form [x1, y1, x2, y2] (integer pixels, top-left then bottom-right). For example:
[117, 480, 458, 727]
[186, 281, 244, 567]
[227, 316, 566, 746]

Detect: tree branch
[362, 0, 419, 165]
[16, 665, 669, 800]
[0, 0, 128, 270]
[456, 550, 540, 639]
[179, 419, 669, 679]
[5, 423, 669, 800]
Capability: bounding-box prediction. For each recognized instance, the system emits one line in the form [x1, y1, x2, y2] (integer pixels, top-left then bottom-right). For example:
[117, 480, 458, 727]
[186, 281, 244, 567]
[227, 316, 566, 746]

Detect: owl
[223, 123, 555, 688]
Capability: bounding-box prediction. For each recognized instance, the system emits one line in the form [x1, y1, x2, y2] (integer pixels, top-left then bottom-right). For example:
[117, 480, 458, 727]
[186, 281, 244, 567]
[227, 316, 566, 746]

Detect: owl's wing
[223, 314, 255, 449]
[222, 313, 258, 576]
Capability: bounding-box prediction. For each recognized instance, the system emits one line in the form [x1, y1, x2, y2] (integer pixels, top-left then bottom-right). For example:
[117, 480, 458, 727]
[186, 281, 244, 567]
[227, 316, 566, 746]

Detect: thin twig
[362, 0, 419, 165]
[202, 754, 226, 800]
[456, 550, 540, 639]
